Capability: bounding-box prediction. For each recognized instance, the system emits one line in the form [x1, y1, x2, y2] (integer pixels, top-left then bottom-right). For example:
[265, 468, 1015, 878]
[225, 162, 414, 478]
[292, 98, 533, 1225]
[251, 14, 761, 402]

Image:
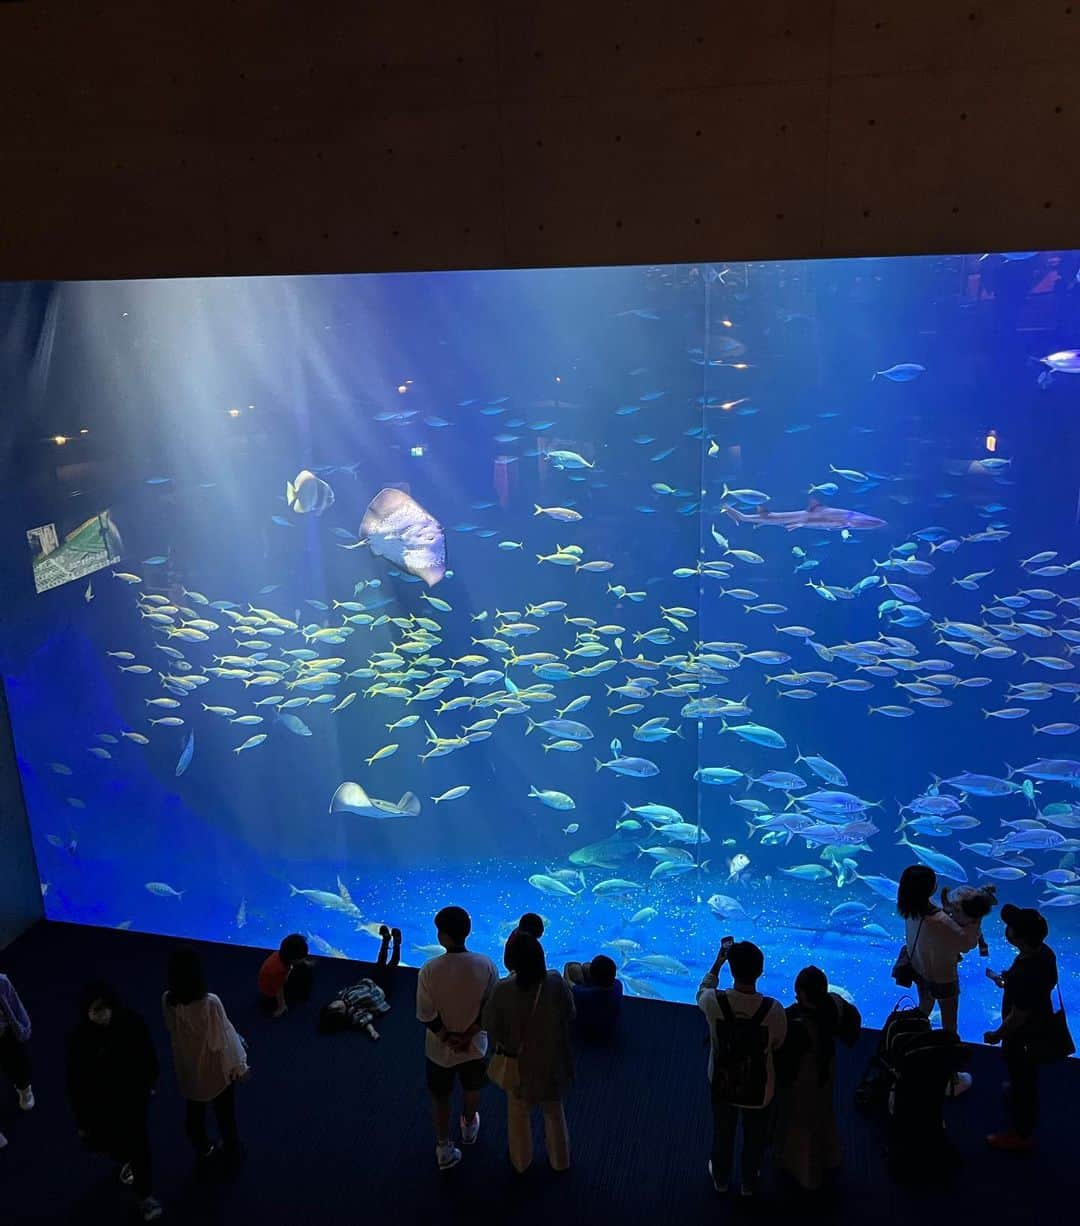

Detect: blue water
[3, 257, 1079, 1039]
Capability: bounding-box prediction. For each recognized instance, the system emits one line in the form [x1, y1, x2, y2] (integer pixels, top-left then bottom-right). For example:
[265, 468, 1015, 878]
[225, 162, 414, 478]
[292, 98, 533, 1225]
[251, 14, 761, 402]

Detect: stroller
[855, 1002, 963, 1180]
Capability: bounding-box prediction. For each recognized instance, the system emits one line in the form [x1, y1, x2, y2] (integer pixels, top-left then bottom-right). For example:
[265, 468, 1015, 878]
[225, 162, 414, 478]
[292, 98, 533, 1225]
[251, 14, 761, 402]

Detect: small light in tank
[985, 429, 997, 453]
[555, 375, 561, 383]
[228, 408, 241, 418]
[410, 445, 425, 458]
[397, 384, 409, 394]
[79, 428, 89, 436]
[53, 435, 68, 446]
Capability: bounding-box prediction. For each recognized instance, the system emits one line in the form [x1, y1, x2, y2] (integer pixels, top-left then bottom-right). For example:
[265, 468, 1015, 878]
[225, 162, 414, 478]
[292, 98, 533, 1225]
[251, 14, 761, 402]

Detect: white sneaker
[947, 1072, 973, 1098]
[0, 1132, 8, 1149]
[18, 1086, 34, 1112]
[460, 1112, 480, 1145]
[436, 1141, 461, 1171]
[119, 1162, 135, 1186]
[139, 1196, 164, 1222]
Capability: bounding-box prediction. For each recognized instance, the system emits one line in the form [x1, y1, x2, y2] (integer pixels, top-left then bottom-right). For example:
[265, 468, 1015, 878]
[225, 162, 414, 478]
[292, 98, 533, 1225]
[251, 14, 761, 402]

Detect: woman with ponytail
[773, 966, 861, 1194]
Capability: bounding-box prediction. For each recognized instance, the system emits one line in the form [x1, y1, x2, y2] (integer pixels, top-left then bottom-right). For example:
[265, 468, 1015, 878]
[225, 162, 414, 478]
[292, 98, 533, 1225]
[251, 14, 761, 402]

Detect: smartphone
[721, 935, 734, 952]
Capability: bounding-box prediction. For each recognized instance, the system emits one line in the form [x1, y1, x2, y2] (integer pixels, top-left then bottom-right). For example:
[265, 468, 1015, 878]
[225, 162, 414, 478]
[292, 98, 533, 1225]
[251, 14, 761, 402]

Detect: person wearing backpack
[772, 967, 862, 1194]
[697, 940, 787, 1198]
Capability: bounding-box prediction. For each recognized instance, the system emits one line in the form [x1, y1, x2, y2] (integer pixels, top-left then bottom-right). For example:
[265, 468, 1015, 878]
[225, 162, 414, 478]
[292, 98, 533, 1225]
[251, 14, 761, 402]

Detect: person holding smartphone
[982, 904, 1059, 1151]
[697, 937, 787, 1198]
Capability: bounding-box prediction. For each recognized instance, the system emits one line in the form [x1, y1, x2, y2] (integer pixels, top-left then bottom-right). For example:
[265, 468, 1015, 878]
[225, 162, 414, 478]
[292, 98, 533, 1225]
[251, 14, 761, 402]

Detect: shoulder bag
[488, 984, 542, 1093]
[891, 916, 924, 989]
[1026, 981, 1075, 1064]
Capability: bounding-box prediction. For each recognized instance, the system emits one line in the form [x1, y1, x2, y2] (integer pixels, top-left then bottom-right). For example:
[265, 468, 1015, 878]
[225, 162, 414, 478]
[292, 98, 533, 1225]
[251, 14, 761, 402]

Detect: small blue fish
[271, 516, 293, 527]
[145, 476, 172, 485]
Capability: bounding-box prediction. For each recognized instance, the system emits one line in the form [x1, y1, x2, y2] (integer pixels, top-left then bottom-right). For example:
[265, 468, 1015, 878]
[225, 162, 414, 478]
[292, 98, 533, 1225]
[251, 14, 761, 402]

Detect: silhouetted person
[503, 912, 544, 971]
[984, 904, 1062, 1151]
[485, 932, 575, 1172]
[896, 864, 980, 1094]
[697, 940, 787, 1198]
[773, 967, 861, 1194]
[415, 906, 497, 1171]
[163, 947, 249, 1172]
[563, 954, 623, 1042]
[257, 933, 313, 1017]
[66, 982, 163, 1221]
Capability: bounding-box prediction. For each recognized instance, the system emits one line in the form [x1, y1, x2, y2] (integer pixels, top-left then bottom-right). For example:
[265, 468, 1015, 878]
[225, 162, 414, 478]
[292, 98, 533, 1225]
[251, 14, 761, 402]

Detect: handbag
[891, 917, 924, 989]
[1026, 983, 1075, 1064]
[488, 985, 542, 1093]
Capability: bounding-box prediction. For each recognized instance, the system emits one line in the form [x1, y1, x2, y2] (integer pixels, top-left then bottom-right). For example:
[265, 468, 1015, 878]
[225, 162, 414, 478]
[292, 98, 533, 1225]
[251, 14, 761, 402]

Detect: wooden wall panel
[0, 0, 1077, 281]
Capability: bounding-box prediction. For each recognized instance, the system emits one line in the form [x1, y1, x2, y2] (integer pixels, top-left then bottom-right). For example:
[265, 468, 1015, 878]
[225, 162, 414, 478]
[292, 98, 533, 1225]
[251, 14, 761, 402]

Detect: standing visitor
[984, 904, 1070, 1151]
[66, 982, 163, 1221]
[772, 966, 861, 1194]
[895, 864, 980, 1094]
[485, 932, 575, 1173]
[503, 913, 545, 971]
[163, 947, 249, 1172]
[0, 970, 34, 1150]
[697, 940, 787, 1198]
[415, 906, 497, 1171]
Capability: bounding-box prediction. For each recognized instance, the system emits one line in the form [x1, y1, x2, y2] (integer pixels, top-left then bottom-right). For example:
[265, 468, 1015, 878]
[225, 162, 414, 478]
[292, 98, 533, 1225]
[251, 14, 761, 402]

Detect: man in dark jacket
[66, 982, 163, 1222]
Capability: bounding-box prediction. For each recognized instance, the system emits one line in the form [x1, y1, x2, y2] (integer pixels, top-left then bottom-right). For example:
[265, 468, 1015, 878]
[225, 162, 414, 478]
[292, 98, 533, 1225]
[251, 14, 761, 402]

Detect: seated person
[503, 912, 545, 971]
[258, 933, 313, 1017]
[563, 954, 622, 1041]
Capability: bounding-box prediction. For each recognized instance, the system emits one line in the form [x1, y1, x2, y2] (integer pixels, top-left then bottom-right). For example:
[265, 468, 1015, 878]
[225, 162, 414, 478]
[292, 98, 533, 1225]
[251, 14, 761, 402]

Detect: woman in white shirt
[162, 947, 249, 1170]
[896, 865, 980, 1094]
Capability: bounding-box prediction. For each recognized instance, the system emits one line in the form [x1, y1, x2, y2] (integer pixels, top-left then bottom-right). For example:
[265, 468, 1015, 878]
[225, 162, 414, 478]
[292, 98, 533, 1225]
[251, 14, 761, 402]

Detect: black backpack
[710, 992, 774, 1106]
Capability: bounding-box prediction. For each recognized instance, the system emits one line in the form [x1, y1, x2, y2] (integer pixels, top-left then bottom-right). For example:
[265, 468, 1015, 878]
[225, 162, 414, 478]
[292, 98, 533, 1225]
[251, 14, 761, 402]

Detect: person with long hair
[66, 982, 163, 1221]
[772, 967, 861, 1194]
[163, 947, 249, 1171]
[896, 864, 981, 1094]
[483, 932, 575, 1173]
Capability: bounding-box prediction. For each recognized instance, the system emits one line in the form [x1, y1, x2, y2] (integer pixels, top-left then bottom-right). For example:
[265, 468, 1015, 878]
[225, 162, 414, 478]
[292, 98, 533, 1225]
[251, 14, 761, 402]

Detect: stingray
[359, 487, 446, 586]
[330, 781, 421, 820]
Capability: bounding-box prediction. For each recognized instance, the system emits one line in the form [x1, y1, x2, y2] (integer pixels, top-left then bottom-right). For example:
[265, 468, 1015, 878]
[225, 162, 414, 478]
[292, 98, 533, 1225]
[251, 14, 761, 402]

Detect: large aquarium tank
[2, 256, 1079, 1035]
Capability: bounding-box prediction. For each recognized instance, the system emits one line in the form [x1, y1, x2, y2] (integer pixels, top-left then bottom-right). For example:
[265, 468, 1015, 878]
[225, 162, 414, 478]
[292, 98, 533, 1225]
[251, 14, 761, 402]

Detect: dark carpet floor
[0, 921, 1074, 1225]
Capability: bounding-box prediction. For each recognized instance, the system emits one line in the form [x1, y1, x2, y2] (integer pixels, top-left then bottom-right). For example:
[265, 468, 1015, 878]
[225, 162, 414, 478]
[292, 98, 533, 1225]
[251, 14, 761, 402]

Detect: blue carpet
[0, 921, 1074, 1224]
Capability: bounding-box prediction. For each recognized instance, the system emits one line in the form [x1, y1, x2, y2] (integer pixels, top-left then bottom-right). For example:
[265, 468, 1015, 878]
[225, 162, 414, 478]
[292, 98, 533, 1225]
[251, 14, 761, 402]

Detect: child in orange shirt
[258, 934, 312, 1018]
